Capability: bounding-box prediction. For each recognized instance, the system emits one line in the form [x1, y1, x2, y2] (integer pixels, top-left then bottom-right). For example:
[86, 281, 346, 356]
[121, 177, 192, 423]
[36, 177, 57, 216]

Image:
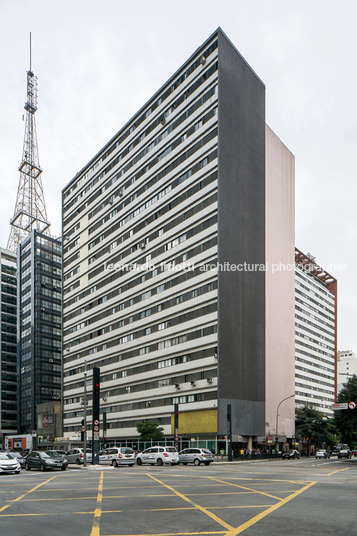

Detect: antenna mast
[7, 33, 50, 251]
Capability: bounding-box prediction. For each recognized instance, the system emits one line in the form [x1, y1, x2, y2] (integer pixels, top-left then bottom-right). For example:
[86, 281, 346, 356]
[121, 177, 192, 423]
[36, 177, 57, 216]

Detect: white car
[99, 447, 135, 466]
[0, 452, 21, 474]
[136, 446, 179, 466]
[315, 450, 330, 459]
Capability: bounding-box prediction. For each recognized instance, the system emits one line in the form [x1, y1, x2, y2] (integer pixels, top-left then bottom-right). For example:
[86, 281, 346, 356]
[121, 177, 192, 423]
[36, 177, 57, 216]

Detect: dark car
[7, 451, 25, 467]
[25, 451, 68, 471]
[337, 449, 352, 459]
[282, 449, 300, 459]
[46, 450, 67, 457]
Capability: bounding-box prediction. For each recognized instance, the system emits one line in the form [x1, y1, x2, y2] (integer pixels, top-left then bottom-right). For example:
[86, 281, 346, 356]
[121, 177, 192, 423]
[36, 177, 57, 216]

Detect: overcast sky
[0, 0, 356, 352]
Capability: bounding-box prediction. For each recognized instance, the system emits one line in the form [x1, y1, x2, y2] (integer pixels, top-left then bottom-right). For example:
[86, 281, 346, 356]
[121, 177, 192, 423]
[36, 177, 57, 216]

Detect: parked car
[25, 451, 68, 471]
[65, 448, 92, 465]
[0, 452, 21, 474]
[337, 449, 352, 459]
[315, 450, 331, 459]
[47, 450, 66, 456]
[179, 448, 214, 466]
[99, 447, 136, 467]
[282, 449, 300, 459]
[136, 446, 179, 466]
[7, 451, 25, 467]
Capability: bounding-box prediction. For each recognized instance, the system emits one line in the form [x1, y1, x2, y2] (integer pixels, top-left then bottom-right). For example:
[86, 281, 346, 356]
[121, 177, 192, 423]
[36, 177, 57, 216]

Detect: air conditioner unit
[200, 56, 206, 65]
[190, 381, 196, 386]
[108, 198, 113, 205]
[140, 242, 146, 249]
[161, 118, 166, 126]
[119, 189, 123, 197]
[207, 378, 213, 383]
[49, 358, 54, 363]
[175, 384, 181, 389]
[102, 397, 107, 402]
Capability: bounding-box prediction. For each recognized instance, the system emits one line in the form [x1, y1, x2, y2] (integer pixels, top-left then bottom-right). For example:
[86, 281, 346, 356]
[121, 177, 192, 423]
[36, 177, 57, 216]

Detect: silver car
[99, 447, 135, 467]
[65, 448, 93, 464]
[179, 448, 214, 466]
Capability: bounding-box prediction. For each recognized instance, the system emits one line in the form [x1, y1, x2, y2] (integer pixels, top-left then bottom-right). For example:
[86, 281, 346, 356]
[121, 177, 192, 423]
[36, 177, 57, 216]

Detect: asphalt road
[0, 457, 356, 536]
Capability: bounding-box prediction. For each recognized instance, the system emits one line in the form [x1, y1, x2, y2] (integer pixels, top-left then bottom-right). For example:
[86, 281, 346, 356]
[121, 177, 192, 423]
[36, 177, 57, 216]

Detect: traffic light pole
[174, 403, 179, 452]
[227, 404, 233, 461]
[83, 362, 87, 467]
[92, 367, 100, 465]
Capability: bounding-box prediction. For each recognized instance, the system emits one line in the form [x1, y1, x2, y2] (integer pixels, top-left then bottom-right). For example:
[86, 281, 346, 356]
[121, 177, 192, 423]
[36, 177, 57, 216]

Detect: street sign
[81, 425, 86, 432]
[93, 432, 100, 440]
[348, 401, 356, 410]
[93, 419, 99, 426]
[93, 425, 99, 432]
[331, 403, 348, 410]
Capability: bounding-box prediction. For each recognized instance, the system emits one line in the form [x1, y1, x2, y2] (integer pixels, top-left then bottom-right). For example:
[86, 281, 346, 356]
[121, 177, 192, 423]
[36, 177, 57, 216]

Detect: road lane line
[0, 475, 59, 513]
[90, 471, 104, 536]
[325, 468, 350, 476]
[224, 480, 317, 535]
[104, 532, 227, 536]
[204, 477, 282, 501]
[147, 474, 234, 532]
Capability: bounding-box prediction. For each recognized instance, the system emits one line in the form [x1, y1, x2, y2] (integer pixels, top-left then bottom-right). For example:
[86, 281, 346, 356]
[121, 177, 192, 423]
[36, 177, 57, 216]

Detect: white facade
[62, 37, 220, 440]
[295, 262, 336, 415]
[337, 350, 357, 393]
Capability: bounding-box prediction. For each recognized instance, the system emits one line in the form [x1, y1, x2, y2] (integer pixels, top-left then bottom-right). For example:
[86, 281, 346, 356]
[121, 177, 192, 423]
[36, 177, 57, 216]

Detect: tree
[136, 421, 164, 441]
[295, 405, 337, 451]
[333, 375, 357, 447]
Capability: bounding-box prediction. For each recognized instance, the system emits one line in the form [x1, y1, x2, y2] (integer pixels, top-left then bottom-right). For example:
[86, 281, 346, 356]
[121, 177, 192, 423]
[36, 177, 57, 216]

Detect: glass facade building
[17, 231, 62, 433]
[0, 248, 17, 443]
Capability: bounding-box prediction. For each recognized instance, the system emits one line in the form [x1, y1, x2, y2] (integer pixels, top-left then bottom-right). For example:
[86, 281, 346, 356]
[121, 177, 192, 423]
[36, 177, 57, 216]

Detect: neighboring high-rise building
[0, 248, 17, 445]
[337, 350, 357, 393]
[17, 231, 62, 435]
[295, 248, 337, 415]
[62, 28, 295, 449]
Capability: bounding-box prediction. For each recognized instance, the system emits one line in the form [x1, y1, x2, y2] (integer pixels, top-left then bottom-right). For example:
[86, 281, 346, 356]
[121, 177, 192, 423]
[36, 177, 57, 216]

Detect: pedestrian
[220, 448, 225, 461]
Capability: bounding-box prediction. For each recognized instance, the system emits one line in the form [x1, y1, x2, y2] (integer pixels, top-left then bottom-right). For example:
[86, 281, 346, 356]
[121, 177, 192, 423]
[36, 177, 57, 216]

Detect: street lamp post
[275, 394, 295, 452]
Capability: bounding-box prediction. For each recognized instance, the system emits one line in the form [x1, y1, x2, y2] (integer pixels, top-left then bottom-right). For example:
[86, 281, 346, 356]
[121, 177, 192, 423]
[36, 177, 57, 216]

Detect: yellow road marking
[9, 493, 173, 502]
[147, 473, 234, 531]
[90, 471, 104, 536]
[103, 533, 226, 536]
[205, 477, 282, 501]
[225, 480, 317, 535]
[325, 468, 350, 476]
[0, 475, 58, 513]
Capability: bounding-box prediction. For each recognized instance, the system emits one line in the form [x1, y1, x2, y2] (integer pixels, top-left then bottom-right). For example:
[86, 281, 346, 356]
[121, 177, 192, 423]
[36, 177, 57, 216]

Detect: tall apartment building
[0, 248, 17, 445]
[62, 29, 295, 447]
[337, 350, 357, 393]
[17, 230, 62, 435]
[295, 248, 337, 415]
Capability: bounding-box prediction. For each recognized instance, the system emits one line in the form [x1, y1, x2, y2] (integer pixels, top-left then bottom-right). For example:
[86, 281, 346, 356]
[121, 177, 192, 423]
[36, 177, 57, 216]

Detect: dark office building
[17, 231, 62, 434]
[0, 248, 17, 445]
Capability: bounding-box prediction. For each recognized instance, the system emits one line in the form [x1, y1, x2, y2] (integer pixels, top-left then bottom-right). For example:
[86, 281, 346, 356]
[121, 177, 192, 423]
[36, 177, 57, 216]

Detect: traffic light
[174, 403, 179, 432]
[92, 367, 100, 422]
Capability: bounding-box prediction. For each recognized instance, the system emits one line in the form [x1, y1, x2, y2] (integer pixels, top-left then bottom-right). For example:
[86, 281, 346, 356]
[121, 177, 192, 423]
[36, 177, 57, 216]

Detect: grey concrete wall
[217, 30, 266, 437]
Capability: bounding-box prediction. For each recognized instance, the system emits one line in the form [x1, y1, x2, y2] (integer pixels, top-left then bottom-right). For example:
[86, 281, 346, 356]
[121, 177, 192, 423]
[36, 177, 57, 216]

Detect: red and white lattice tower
[7, 34, 50, 251]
